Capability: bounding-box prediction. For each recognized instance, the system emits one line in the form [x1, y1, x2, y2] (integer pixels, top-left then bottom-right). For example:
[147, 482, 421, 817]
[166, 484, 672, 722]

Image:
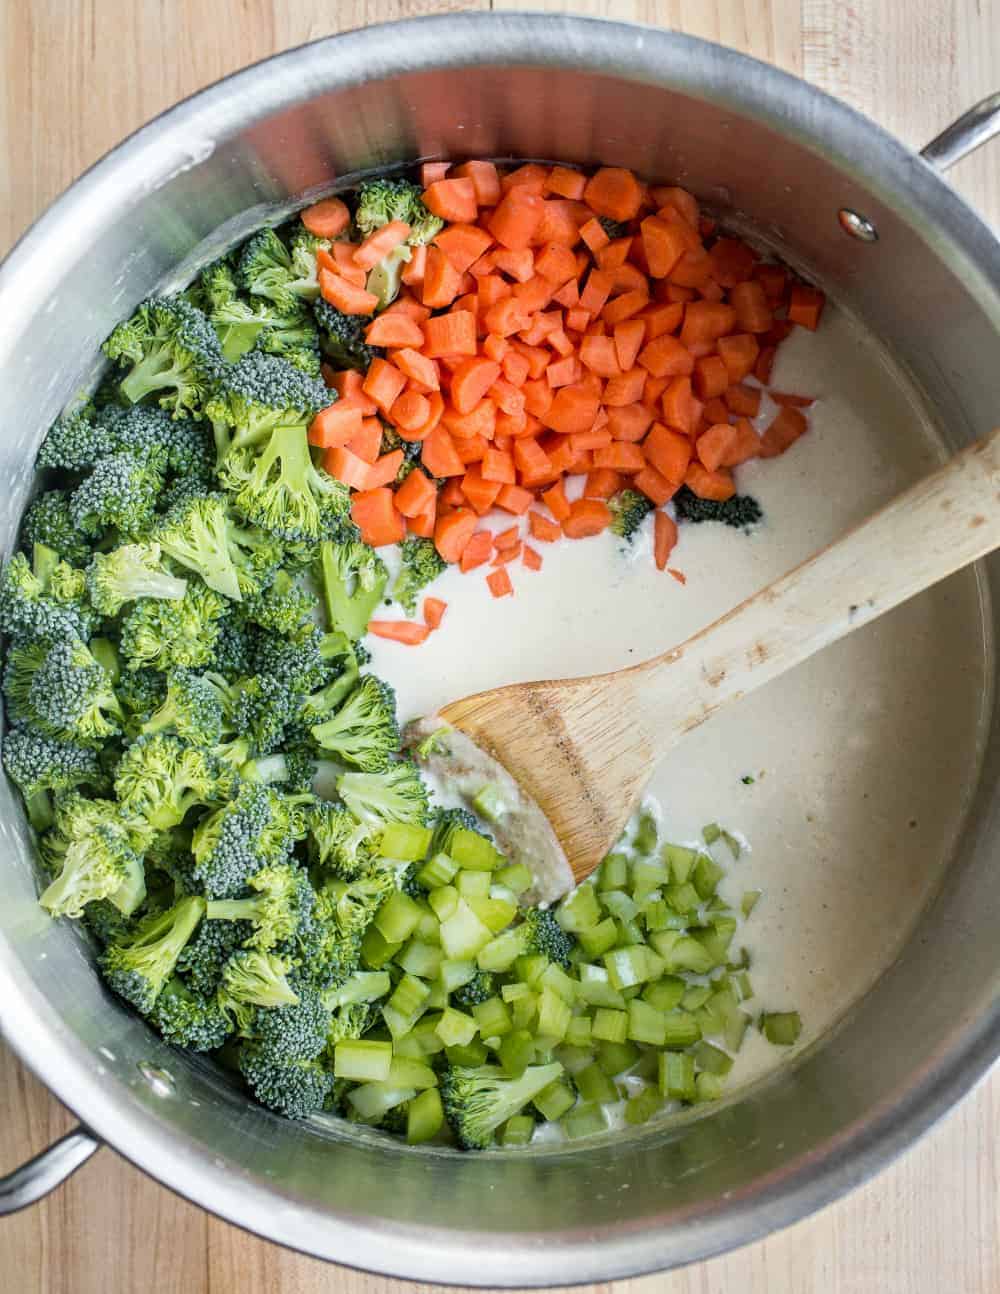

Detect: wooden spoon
[432, 427, 1000, 894]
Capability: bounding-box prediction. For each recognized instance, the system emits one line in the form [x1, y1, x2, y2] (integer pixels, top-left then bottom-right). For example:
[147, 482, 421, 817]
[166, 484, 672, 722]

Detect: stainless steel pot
[1, 13, 999, 1285]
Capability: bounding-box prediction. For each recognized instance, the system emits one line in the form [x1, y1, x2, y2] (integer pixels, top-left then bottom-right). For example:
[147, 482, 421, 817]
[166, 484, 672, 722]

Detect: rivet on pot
[838, 209, 879, 242]
[138, 1061, 175, 1097]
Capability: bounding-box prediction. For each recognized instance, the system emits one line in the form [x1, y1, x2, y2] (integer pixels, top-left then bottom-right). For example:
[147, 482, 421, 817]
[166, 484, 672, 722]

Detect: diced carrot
[565, 307, 591, 334]
[453, 433, 489, 466]
[661, 376, 703, 437]
[459, 529, 494, 572]
[308, 403, 364, 449]
[764, 319, 796, 346]
[522, 544, 543, 572]
[460, 464, 503, 515]
[580, 217, 610, 254]
[579, 269, 613, 316]
[696, 423, 737, 472]
[330, 242, 368, 286]
[400, 244, 428, 287]
[534, 199, 584, 248]
[351, 486, 405, 547]
[634, 465, 678, 506]
[653, 512, 678, 571]
[453, 160, 502, 207]
[423, 311, 477, 358]
[383, 294, 432, 323]
[721, 416, 761, 467]
[502, 350, 531, 387]
[562, 497, 612, 539]
[481, 446, 516, 485]
[579, 334, 622, 379]
[423, 597, 447, 630]
[319, 269, 379, 314]
[323, 446, 371, 490]
[394, 466, 436, 518]
[421, 425, 466, 478]
[583, 468, 624, 499]
[435, 508, 478, 563]
[489, 190, 545, 251]
[643, 423, 692, 483]
[667, 248, 714, 290]
[301, 196, 351, 239]
[544, 166, 587, 200]
[638, 333, 695, 379]
[391, 348, 439, 393]
[680, 301, 737, 353]
[492, 247, 535, 283]
[639, 301, 684, 342]
[369, 619, 431, 646]
[592, 442, 645, 473]
[492, 525, 520, 551]
[423, 178, 478, 224]
[730, 280, 773, 334]
[604, 367, 646, 410]
[353, 220, 411, 271]
[362, 357, 408, 415]
[447, 357, 500, 415]
[483, 297, 531, 338]
[408, 501, 437, 539]
[684, 462, 736, 500]
[770, 391, 815, 408]
[403, 390, 445, 443]
[693, 355, 729, 401]
[584, 167, 643, 222]
[513, 275, 555, 315]
[602, 289, 649, 327]
[326, 368, 378, 413]
[535, 242, 578, 284]
[651, 185, 699, 228]
[433, 223, 493, 274]
[365, 312, 425, 349]
[540, 481, 569, 522]
[495, 483, 533, 515]
[552, 278, 581, 308]
[596, 238, 634, 272]
[708, 238, 757, 288]
[442, 398, 497, 442]
[717, 333, 760, 384]
[641, 215, 698, 279]
[491, 542, 521, 566]
[544, 355, 581, 389]
[522, 378, 554, 417]
[526, 510, 560, 543]
[361, 450, 403, 490]
[390, 390, 431, 436]
[724, 383, 761, 417]
[440, 480, 468, 508]
[754, 345, 777, 385]
[487, 567, 514, 599]
[341, 418, 381, 466]
[570, 428, 612, 453]
[501, 163, 549, 195]
[540, 386, 601, 436]
[490, 378, 525, 417]
[702, 396, 731, 426]
[604, 403, 652, 443]
[788, 284, 825, 330]
[760, 405, 808, 457]
[546, 329, 575, 360]
[422, 246, 463, 309]
[420, 162, 451, 187]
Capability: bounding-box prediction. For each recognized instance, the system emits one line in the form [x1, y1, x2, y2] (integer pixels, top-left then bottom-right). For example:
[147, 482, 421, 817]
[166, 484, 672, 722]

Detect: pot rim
[2, 12, 999, 1285]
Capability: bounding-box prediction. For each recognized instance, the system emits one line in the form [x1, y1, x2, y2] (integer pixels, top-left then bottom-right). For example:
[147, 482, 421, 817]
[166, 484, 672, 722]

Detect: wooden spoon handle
[631, 427, 1000, 751]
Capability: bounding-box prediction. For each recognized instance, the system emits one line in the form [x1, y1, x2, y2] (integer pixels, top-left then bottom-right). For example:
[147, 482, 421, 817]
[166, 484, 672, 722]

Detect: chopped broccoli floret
[119, 582, 227, 672]
[21, 490, 93, 566]
[354, 178, 443, 245]
[191, 258, 240, 314]
[219, 949, 299, 1021]
[317, 537, 388, 641]
[310, 676, 399, 772]
[520, 907, 576, 970]
[598, 216, 629, 240]
[117, 667, 167, 724]
[86, 542, 188, 616]
[673, 487, 763, 529]
[441, 1062, 564, 1150]
[114, 731, 232, 831]
[236, 228, 323, 313]
[38, 812, 146, 919]
[428, 806, 483, 858]
[0, 550, 96, 644]
[321, 869, 396, 936]
[100, 894, 206, 1014]
[97, 404, 214, 482]
[306, 801, 375, 879]
[36, 405, 111, 471]
[69, 452, 163, 540]
[152, 977, 231, 1052]
[609, 488, 654, 544]
[251, 984, 329, 1062]
[205, 861, 314, 951]
[452, 971, 495, 1008]
[240, 570, 317, 638]
[212, 615, 258, 677]
[103, 295, 223, 419]
[1, 725, 105, 830]
[238, 1044, 333, 1119]
[312, 299, 379, 372]
[176, 917, 249, 996]
[392, 537, 446, 615]
[5, 636, 123, 746]
[337, 760, 430, 830]
[324, 1000, 373, 1048]
[154, 490, 277, 601]
[191, 782, 304, 899]
[139, 669, 226, 746]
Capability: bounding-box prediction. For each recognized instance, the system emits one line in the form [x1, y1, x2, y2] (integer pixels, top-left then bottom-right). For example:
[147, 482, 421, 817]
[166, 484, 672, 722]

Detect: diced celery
[501, 980, 531, 1003]
[334, 1039, 393, 1081]
[624, 1085, 662, 1125]
[348, 1083, 416, 1122]
[515, 954, 549, 988]
[642, 898, 671, 932]
[407, 1087, 444, 1144]
[472, 782, 506, 824]
[577, 918, 619, 959]
[392, 1033, 425, 1060]
[388, 1056, 438, 1090]
[616, 918, 645, 946]
[445, 1039, 489, 1066]
[451, 826, 503, 870]
[533, 1078, 576, 1122]
[415, 910, 441, 944]
[456, 870, 491, 899]
[510, 994, 538, 1032]
[501, 1114, 536, 1146]
[435, 1006, 479, 1047]
[592, 1007, 628, 1043]
[642, 976, 685, 1012]
[633, 808, 658, 855]
[601, 890, 639, 922]
[562, 1101, 609, 1139]
[664, 934, 718, 975]
[694, 1072, 724, 1102]
[439, 899, 494, 960]
[557, 882, 602, 932]
[539, 962, 576, 1003]
[702, 822, 722, 845]
[662, 842, 698, 884]
[690, 926, 729, 965]
[692, 1040, 733, 1076]
[397, 939, 442, 980]
[576, 963, 627, 1009]
[326, 970, 391, 1007]
[595, 1039, 639, 1076]
[721, 830, 742, 861]
[662, 1011, 702, 1049]
[555, 1043, 594, 1074]
[496, 862, 533, 894]
[472, 996, 512, 1038]
[468, 894, 518, 933]
[725, 1010, 750, 1054]
[631, 857, 669, 901]
[741, 889, 762, 919]
[361, 925, 403, 970]
[575, 1061, 618, 1104]
[425, 980, 448, 1010]
[659, 1051, 696, 1102]
[417, 851, 459, 889]
[598, 852, 630, 890]
[693, 853, 724, 900]
[499, 1028, 535, 1076]
[428, 885, 459, 922]
[604, 945, 651, 991]
[564, 1014, 593, 1047]
[736, 971, 754, 1001]
[388, 973, 431, 1021]
[664, 882, 700, 914]
[537, 986, 572, 1042]
[410, 1013, 446, 1055]
[760, 1011, 802, 1046]
[379, 822, 433, 862]
[627, 998, 667, 1046]
[477, 927, 526, 973]
[681, 984, 712, 1011]
[439, 958, 476, 992]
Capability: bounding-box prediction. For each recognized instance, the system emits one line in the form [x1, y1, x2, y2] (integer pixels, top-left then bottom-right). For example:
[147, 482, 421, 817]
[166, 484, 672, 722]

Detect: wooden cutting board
[1, 3, 998, 1292]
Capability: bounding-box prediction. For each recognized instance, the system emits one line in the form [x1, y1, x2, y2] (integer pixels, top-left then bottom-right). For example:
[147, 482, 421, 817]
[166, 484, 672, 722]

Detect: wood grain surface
[1, 3, 998, 1292]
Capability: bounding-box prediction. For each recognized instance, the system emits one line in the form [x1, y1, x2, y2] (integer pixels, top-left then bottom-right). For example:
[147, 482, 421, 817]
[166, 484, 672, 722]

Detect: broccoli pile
[673, 486, 763, 529]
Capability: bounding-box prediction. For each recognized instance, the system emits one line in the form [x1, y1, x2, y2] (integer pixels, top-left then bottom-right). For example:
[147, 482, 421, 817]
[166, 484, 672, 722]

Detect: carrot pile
[306, 160, 823, 612]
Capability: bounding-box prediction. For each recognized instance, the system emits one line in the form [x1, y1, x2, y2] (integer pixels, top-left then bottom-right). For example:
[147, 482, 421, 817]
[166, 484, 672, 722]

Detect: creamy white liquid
[368, 306, 989, 1093]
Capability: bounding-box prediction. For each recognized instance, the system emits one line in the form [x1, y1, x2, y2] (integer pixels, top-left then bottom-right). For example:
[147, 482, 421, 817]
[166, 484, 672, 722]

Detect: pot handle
[0, 1127, 102, 1215]
[921, 92, 1000, 170]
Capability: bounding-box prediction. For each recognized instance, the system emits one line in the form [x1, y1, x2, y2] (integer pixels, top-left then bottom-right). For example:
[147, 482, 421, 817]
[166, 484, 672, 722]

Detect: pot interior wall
[1, 19, 998, 1284]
